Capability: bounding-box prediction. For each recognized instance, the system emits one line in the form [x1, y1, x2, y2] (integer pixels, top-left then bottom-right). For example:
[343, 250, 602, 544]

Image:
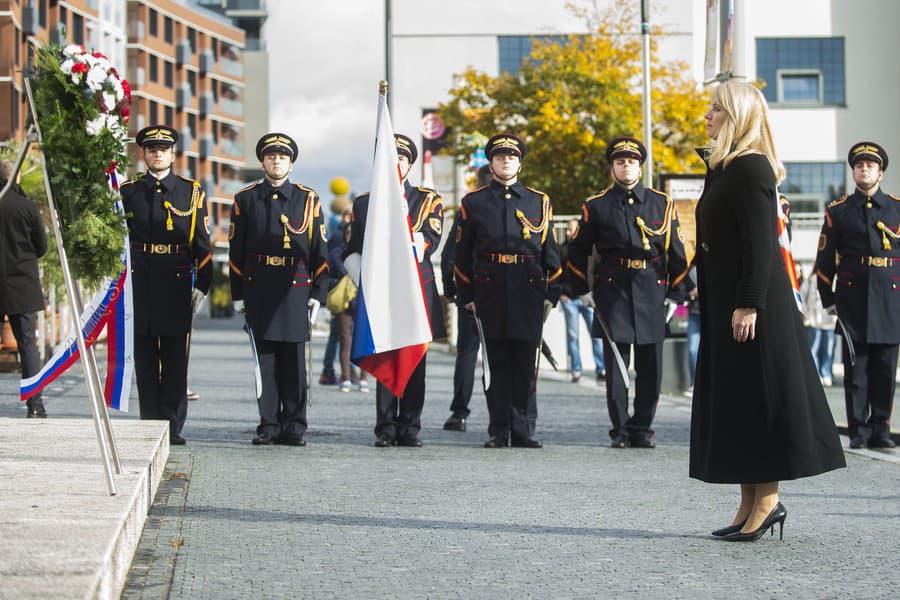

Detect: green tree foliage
[437, 0, 708, 213]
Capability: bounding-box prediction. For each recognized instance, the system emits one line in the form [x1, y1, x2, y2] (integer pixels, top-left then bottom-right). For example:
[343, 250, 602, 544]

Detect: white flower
[86, 67, 106, 91]
[101, 92, 117, 113]
[63, 44, 83, 57]
[85, 115, 106, 136]
[60, 58, 75, 75]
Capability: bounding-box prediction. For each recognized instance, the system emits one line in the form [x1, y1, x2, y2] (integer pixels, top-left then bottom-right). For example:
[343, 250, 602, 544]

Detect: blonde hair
[707, 80, 785, 184]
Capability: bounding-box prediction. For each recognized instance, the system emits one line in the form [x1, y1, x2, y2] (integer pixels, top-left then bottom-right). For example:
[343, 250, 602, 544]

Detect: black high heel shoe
[711, 520, 746, 537]
[723, 502, 787, 542]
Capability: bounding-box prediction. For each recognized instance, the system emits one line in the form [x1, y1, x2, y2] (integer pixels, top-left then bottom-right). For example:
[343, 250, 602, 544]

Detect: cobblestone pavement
[3, 315, 899, 599]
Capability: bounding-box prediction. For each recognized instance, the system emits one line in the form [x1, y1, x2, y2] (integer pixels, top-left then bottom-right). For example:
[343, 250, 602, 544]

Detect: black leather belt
[599, 255, 657, 270]
[132, 242, 187, 255]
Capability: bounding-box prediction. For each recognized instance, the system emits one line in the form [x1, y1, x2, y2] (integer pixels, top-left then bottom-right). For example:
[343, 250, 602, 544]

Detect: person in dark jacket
[567, 136, 689, 449]
[690, 80, 845, 542]
[815, 141, 900, 449]
[454, 133, 562, 448]
[343, 134, 444, 447]
[120, 126, 213, 445]
[0, 159, 48, 418]
[229, 133, 329, 446]
[439, 164, 492, 432]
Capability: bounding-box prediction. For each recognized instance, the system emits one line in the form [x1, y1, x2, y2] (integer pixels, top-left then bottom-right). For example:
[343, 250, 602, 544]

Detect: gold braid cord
[163, 183, 202, 232]
[411, 191, 439, 232]
[514, 194, 551, 242]
[280, 193, 316, 249]
[634, 198, 674, 251]
[876, 220, 900, 250]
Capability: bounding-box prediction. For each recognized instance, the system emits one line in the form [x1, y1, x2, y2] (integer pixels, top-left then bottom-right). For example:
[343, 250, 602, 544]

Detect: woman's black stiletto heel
[711, 520, 746, 537]
[723, 502, 787, 542]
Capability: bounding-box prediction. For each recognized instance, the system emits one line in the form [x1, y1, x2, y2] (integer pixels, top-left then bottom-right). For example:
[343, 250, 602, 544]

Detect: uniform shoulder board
[237, 181, 260, 195]
[889, 194, 900, 202]
[827, 194, 849, 208]
[119, 175, 139, 188]
[176, 174, 200, 185]
[524, 185, 548, 198]
[293, 183, 317, 196]
[585, 188, 612, 203]
[647, 186, 670, 200]
[416, 185, 439, 195]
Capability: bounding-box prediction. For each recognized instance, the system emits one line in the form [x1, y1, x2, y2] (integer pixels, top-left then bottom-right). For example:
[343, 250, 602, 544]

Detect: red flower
[71, 62, 88, 74]
[92, 51, 107, 60]
[121, 79, 131, 100]
[121, 105, 130, 119]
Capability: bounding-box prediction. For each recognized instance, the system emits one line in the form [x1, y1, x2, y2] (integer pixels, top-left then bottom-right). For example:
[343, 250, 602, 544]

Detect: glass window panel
[782, 74, 819, 101]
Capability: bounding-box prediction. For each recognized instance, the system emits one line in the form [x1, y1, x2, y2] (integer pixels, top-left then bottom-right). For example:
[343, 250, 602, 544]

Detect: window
[211, 79, 218, 102]
[187, 28, 196, 53]
[211, 38, 218, 61]
[756, 38, 845, 106]
[498, 35, 572, 75]
[59, 6, 66, 30]
[149, 100, 158, 124]
[164, 17, 173, 44]
[149, 54, 158, 82]
[187, 157, 196, 178]
[187, 70, 196, 96]
[149, 8, 158, 37]
[782, 162, 846, 214]
[165, 105, 174, 125]
[188, 114, 196, 139]
[164, 60, 173, 88]
[72, 13, 83, 45]
[211, 120, 218, 144]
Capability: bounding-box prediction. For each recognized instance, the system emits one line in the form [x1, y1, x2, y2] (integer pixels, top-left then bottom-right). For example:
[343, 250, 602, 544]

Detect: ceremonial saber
[541, 339, 559, 371]
[243, 320, 263, 399]
[836, 316, 855, 366]
[593, 307, 630, 390]
[472, 306, 491, 391]
[307, 300, 319, 407]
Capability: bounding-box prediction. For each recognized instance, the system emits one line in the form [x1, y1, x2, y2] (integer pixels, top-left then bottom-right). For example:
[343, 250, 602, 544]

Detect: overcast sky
[265, 2, 384, 209]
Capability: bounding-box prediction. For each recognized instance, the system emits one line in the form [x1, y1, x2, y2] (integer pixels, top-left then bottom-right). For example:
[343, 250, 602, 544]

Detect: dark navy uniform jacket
[567, 182, 688, 345]
[815, 188, 900, 344]
[344, 181, 446, 340]
[121, 172, 212, 336]
[454, 180, 562, 341]
[229, 179, 329, 343]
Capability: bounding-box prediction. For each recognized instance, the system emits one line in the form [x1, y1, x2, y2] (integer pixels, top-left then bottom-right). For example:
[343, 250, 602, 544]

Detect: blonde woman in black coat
[690, 80, 845, 541]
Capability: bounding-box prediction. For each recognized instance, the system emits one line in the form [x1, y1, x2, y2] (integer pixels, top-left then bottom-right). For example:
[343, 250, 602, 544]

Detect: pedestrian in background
[559, 218, 605, 383]
[815, 141, 900, 449]
[800, 268, 836, 387]
[567, 136, 689, 449]
[229, 132, 329, 446]
[690, 80, 845, 542]
[0, 159, 48, 418]
[121, 126, 213, 445]
[439, 163, 492, 432]
[329, 207, 368, 393]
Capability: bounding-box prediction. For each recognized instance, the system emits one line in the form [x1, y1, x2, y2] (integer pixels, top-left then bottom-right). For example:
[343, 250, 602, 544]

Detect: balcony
[202, 175, 216, 195]
[134, 67, 145, 87]
[219, 139, 243, 157]
[129, 21, 144, 41]
[176, 84, 193, 108]
[199, 50, 215, 74]
[199, 136, 215, 157]
[176, 40, 192, 65]
[219, 98, 243, 117]
[219, 57, 243, 78]
[22, 4, 38, 36]
[199, 92, 215, 115]
[177, 129, 193, 153]
[220, 178, 248, 196]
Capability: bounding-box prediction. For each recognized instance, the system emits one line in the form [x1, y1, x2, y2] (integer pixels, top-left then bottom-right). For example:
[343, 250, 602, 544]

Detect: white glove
[664, 298, 678, 323]
[579, 292, 595, 308]
[308, 298, 320, 325]
[343, 252, 361, 286]
[191, 289, 206, 315]
[825, 305, 837, 316]
[543, 299, 554, 322]
[232, 299, 245, 314]
[413, 232, 426, 263]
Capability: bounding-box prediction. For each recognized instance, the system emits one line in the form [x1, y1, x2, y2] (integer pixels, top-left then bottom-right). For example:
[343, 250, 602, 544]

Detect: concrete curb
[0, 418, 168, 599]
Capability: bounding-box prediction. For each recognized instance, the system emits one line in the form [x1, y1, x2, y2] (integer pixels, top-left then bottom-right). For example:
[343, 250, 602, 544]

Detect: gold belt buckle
[629, 259, 645, 269]
[267, 255, 284, 266]
[499, 254, 516, 264]
[870, 256, 887, 267]
[152, 243, 170, 255]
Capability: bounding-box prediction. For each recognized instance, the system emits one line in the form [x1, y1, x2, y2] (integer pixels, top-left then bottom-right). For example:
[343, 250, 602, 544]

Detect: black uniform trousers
[602, 340, 663, 440]
[484, 338, 538, 441]
[255, 339, 308, 439]
[134, 333, 188, 436]
[841, 338, 898, 444]
[449, 305, 479, 418]
[4, 312, 44, 409]
[375, 355, 427, 441]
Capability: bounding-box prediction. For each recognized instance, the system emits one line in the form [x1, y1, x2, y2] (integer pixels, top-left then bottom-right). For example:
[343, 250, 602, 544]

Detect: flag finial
[379, 80, 388, 97]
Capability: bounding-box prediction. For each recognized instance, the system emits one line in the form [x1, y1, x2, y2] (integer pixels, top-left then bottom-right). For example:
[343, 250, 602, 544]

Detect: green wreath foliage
[31, 42, 131, 287]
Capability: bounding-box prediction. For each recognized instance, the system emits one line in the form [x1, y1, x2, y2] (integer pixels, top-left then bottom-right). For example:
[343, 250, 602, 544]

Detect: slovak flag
[776, 191, 802, 313]
[350, 90, 431, 396]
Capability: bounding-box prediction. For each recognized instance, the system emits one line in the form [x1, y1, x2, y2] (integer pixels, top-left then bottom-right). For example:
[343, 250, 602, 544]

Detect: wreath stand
[0, 77, 122, 495]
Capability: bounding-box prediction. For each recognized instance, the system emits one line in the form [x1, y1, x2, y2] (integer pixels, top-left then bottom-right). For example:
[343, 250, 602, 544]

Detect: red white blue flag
[776, 192, 802, 313]
[350, 91, 431, 396]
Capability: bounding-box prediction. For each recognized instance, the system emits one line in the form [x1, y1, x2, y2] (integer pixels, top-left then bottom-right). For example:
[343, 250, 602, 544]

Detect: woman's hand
[732, 308, 757, 342]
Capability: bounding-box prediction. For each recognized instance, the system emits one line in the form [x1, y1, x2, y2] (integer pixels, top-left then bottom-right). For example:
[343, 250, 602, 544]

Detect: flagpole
[24, 77, 119, 496]
[640, 0, 653, 188]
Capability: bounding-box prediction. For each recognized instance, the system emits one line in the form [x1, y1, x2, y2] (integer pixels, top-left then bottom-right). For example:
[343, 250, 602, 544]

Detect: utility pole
[640, 0, 653, 187]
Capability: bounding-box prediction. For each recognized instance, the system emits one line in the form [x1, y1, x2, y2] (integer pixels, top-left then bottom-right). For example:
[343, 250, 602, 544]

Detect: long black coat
[814, 188, 900, 344]
[229, 179, 329, 343]
[121, 172, 213, 336]
[689, 153, 845, 484]
[454, 180, 562, 341]
[0, 183, 47, 315]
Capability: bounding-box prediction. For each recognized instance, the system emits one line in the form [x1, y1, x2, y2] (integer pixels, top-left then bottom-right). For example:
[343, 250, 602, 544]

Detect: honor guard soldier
[567, 136, 688, 449]
[229, 133, 330, 446]
[815, 141, 900, 450]
[343, 134, 445, 447]
[121, 125, 213, 445]
[454, 133, 562, 448]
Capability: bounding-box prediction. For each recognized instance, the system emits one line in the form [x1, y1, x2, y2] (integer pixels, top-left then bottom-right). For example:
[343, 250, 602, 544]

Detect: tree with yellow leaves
[437, 0, 708, 214]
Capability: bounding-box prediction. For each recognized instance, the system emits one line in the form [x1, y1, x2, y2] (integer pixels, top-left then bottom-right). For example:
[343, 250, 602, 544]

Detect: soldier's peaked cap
[485, 133, 526, 159]
[136, 125, 178, 148]
[848, 141, 888, 171]
[606, 136, 646, 164]
[256, 132, 299, 162]
[394, 134, 418, 164]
